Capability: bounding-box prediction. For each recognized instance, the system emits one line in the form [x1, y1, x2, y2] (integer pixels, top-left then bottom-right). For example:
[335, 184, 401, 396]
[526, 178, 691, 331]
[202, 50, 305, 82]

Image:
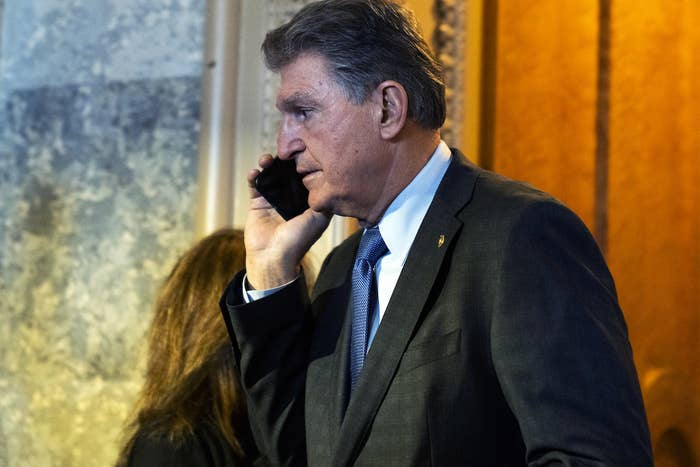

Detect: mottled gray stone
[0, 0, 205, 465]
[1, 0, 205, 91]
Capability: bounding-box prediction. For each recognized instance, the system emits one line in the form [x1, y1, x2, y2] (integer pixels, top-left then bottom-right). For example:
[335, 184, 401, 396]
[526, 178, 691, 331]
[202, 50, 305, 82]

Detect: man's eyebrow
[276, 91, 318, 111]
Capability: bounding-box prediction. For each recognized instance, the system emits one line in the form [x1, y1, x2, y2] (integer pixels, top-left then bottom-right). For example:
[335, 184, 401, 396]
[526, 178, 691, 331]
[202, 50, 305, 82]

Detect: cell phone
[254, 156, 310, 220]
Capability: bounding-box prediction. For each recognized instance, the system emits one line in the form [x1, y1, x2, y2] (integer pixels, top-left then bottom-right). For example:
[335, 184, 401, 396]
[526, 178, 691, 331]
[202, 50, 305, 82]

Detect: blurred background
[0, 0, 697, 466]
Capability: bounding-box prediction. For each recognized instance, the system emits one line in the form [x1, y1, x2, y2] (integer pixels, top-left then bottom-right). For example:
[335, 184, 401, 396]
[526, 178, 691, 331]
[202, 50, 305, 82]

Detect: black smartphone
[254, 156, 310, 220]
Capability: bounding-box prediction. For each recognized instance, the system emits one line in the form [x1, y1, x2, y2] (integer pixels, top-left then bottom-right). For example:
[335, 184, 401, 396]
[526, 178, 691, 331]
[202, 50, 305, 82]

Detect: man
[220, 1, 652, 466]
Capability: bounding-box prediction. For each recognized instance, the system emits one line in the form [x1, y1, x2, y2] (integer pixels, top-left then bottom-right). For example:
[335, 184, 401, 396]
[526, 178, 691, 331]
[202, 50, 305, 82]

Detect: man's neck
[358, 129, 441, 226]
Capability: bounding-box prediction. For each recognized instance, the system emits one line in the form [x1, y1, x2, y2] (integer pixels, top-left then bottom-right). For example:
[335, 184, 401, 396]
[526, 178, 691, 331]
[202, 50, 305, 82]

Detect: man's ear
[374, 81, 408, 139]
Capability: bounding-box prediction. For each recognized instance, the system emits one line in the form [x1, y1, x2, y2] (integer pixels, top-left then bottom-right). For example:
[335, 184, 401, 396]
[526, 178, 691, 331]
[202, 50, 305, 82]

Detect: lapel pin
[438, 234, 445, 248]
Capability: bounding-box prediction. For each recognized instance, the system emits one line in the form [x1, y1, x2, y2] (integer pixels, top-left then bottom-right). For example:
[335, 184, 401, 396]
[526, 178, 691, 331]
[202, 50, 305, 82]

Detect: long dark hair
[117, 228, 248, 465]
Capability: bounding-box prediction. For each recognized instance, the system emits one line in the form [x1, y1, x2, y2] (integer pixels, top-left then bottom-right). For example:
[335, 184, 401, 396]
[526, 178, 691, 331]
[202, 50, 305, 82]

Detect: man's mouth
[297, 169, 320, 188]
[300, 170, 318, 181]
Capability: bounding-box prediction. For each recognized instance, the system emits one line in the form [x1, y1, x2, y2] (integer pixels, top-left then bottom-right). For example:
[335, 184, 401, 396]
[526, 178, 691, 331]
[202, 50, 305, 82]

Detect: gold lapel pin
[438, 234, 445, 248]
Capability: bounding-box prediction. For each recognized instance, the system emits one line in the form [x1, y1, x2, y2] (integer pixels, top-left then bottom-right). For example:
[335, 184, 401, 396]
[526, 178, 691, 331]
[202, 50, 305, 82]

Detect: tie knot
[357, 227, 388, 266]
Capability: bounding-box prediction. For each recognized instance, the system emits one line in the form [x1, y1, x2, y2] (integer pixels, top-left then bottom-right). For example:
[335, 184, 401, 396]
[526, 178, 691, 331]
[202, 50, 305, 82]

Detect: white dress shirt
[366, 140, 451, 347]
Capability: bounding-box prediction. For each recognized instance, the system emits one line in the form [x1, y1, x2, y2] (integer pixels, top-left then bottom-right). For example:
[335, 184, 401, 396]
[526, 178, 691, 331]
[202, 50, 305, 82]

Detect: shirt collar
[376, 140, 452, 264]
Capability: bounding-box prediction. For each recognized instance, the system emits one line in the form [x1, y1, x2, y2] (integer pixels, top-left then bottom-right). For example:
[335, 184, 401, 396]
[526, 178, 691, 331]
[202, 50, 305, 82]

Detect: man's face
[276, 53, 391, 221]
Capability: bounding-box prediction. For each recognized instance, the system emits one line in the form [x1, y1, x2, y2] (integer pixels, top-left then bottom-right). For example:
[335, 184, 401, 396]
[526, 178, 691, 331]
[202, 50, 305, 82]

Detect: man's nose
[277, 118, 305, 160]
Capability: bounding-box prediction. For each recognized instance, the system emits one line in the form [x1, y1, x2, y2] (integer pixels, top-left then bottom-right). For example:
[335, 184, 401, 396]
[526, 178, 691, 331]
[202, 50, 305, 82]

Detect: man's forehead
[275, 54, 337, 108]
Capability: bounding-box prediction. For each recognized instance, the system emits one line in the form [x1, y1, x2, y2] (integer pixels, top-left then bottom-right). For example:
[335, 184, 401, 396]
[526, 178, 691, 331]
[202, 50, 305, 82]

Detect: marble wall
[0, 0, 205, 465]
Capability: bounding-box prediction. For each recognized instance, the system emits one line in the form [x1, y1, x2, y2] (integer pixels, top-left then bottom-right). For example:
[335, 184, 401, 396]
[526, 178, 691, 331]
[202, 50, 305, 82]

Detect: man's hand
[244, 154, 331, 290]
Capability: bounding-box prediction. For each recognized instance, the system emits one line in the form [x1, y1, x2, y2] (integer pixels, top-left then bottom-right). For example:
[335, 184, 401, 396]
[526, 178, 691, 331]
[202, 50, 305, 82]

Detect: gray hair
[262, 0, 446, 130]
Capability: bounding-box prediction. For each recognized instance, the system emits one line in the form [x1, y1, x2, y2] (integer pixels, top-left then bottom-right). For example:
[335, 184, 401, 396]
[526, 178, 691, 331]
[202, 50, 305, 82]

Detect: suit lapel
[305, 231, 361, 465]
[330, 152, 480, 466]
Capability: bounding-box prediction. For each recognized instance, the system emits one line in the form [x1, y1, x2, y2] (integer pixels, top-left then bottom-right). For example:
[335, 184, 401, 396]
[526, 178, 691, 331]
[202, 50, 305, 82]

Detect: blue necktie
[350, 227, 388, 392]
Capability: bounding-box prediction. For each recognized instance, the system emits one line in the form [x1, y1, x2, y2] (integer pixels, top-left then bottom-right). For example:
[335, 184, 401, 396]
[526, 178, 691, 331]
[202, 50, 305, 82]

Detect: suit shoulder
[453, 167, 601, 267]
[127, 431, 198, 467]
[466, 167, 585, 227]
[474, 167, 561, 208]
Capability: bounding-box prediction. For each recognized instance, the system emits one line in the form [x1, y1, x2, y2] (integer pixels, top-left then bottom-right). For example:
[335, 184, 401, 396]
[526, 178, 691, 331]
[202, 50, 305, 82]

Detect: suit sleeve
[219, 270, 311, 467]
[489, 201, 653, 466]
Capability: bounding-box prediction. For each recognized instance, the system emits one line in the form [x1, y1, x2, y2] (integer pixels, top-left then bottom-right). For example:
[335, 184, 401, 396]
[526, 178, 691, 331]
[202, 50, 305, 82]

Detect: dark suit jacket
[220, 151, 652, 466]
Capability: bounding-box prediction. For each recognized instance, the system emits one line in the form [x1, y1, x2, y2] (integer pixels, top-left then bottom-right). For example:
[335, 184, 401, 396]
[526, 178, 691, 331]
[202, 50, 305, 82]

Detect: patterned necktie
[349, 227, 388, 392]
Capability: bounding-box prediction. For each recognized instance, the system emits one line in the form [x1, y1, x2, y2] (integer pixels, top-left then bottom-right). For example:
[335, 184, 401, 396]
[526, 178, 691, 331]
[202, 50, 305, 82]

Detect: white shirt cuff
[241, 273, 298, 303]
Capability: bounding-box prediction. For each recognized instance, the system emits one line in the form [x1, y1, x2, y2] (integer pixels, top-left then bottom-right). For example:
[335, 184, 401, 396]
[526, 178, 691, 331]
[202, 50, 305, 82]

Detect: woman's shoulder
[126, 424, 246, 467]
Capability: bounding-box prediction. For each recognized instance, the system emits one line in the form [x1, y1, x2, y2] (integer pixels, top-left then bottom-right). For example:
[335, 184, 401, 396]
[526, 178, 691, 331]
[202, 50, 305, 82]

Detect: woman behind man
[117, 229, 267, 466]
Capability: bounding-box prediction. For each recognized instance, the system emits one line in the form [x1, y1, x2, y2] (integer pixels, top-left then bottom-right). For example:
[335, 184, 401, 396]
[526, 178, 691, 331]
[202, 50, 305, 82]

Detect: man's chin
[308, 197, 334, 216]
[309, 194, 356, 219]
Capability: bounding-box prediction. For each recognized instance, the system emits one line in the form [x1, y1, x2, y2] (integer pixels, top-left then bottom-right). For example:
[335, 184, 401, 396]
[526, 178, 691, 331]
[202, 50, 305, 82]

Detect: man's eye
[294, 108, 312, 120]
